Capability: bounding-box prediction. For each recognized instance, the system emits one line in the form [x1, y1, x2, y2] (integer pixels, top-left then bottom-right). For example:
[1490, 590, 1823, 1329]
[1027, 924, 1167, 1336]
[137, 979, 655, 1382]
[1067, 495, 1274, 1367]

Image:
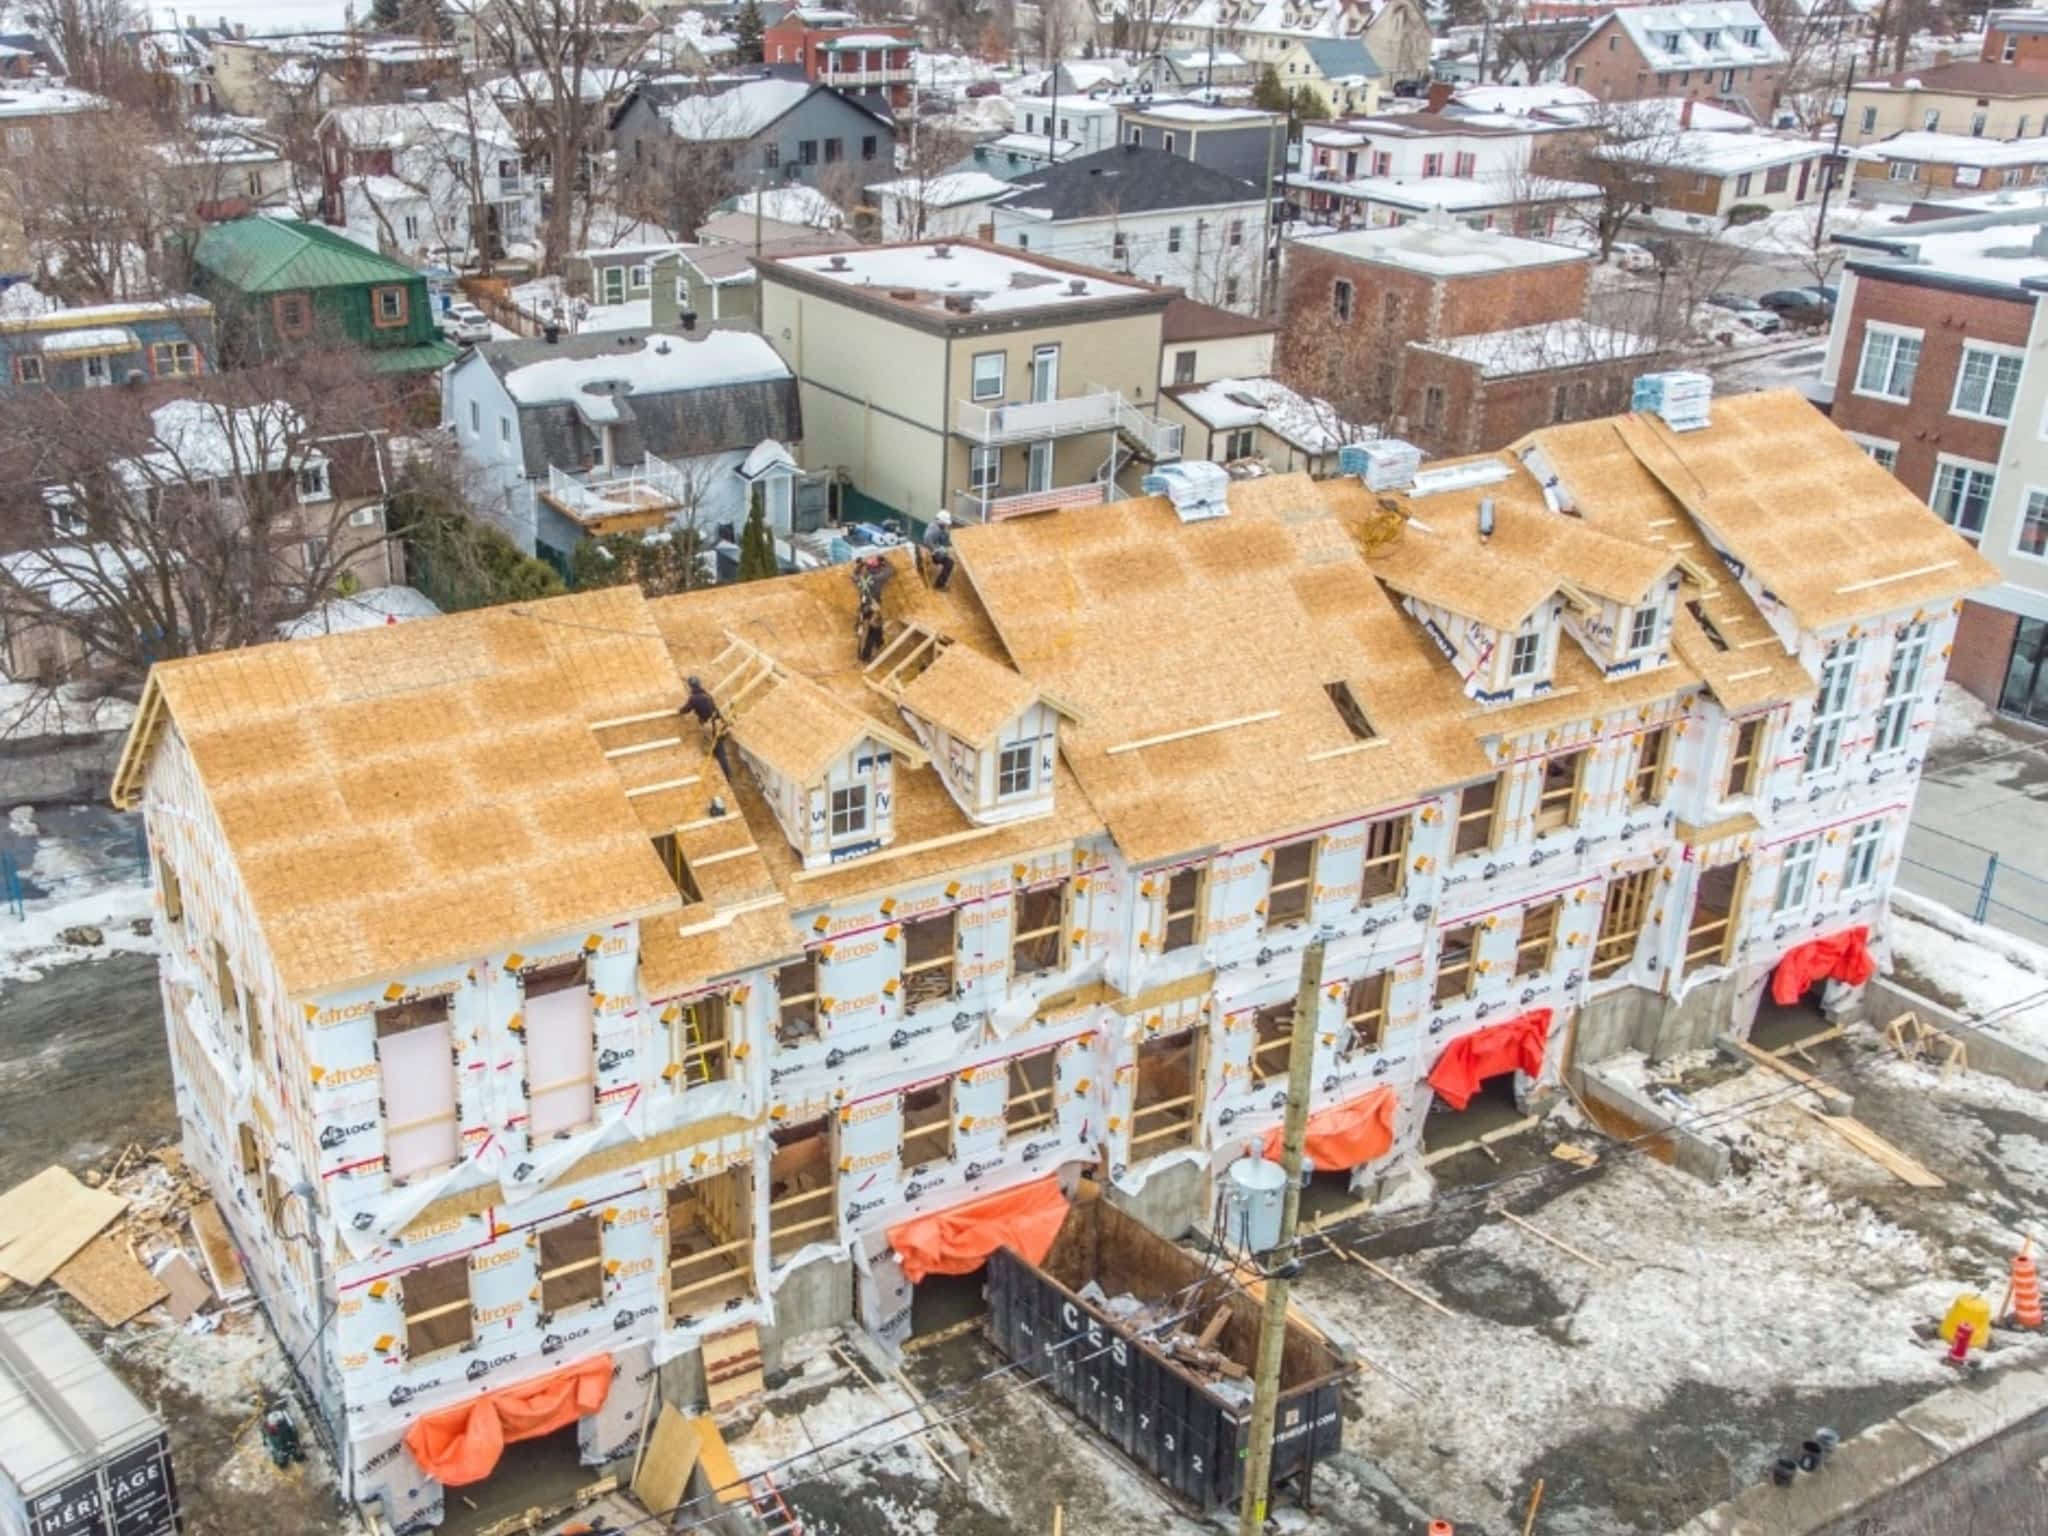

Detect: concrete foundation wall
[1104, 1151, 1207, 1239]
[1575, 968, 1756, 1066]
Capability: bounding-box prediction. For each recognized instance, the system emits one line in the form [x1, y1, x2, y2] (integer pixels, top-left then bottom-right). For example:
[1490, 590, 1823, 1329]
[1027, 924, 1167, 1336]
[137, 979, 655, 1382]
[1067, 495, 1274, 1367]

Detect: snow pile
[0, 680, 136, 739]
[1930, 679, 1997, 752]
[1719, 199, 1904, 256]
[278, 584, 441, 639]
[730, 1377, 936, 1491]
[1889, 890, 2048, 1047]
[0, 879, 156, 985]
[1174, 375, 1359, 454]
[503, 330, 790, 405]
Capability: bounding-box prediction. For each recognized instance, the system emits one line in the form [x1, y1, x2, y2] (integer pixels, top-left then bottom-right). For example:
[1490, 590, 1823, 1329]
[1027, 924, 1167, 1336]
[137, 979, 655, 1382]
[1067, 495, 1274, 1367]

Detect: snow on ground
[0, 878, 155, 984]
[1889, 890, 2048, 1046]
[0, 679, 135, 739]
[278, 584, 441, 639]
[730, 1375, 936, 1493]
[1718, 198, 1906, 259]
[508, 275, 653, 334]
[1931, 678, 1999, 753]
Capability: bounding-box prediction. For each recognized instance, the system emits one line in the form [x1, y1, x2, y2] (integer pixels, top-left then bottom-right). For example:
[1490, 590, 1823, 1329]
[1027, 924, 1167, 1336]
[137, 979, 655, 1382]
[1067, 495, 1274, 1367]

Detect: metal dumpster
[0, 1307, 181, 1536]
[984, 1188, 1350, 1512]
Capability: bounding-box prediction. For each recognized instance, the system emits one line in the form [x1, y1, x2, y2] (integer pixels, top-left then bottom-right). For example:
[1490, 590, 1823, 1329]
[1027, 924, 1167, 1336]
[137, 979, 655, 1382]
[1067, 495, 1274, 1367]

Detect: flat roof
[762, 239, 1162, 320]
[1288, 216, 1590, 276]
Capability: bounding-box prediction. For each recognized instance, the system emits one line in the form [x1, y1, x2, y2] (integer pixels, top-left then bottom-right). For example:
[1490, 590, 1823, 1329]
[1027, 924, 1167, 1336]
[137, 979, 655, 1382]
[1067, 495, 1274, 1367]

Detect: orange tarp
[1427, 1008, 1552, 1111]
[1261, 1085, 1398, 1171]
[888, 1174, 1069, 1285]
[1771, 925, 1875, 1005]
[403, 1352, 613, 1487]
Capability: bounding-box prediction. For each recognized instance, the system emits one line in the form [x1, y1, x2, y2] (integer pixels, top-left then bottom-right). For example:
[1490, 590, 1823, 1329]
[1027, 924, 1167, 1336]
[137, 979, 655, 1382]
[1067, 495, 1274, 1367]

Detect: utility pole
[1256, 114, 1279, 315]
[1812, 53, 1855, 254]
[1236, 934, 1326, 1536]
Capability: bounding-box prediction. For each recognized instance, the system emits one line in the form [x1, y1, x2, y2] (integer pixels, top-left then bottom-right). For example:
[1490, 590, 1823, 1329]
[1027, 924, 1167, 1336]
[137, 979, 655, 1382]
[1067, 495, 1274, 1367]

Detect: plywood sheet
[690, 1415, 750, 1505]
[630, 1404, 701, 1521]
[0, 1166, 128, 1285]
[152, 1250, 215, 1321]
[188, 1199, 249, 1300]
[54, 1232, 169, 1326]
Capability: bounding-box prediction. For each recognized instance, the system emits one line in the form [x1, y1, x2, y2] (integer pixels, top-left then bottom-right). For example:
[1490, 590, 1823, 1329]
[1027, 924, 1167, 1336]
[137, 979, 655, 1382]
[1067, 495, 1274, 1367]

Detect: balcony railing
[541, 454, 691, 527]
[823, 64, 914, 86]
[954, 480, 1108, 523]
[955, 389, 1182, 460]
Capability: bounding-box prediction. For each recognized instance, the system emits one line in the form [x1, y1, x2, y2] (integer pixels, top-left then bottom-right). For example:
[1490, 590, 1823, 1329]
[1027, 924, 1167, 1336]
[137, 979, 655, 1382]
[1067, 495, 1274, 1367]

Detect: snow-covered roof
[1853, 130, 2048, 168]
[819, 31, 910, 48]
[1128, 100, 1278, 124]
[123, 399, 302, 486]
[0, 83, 102, 118]
[0, 544, 138, 613]
[1098, 0, 1394, 45]
[38, 326, 135, 355]
[662, 78, 815, 140]
[1286, 170, 1598, 211]
[576, 208, 680, 254]
[726, 183, 845, 229]
[489, 66, 641, 104]
[1602, 128, 1827, 175]
[981, 130, 1081, 158]
[157, 131, 279, 166]
[771, 242, 1150, 316]
[1837, 216, 2048, 288]
[1173, 375, 1356, 453]
[868, 170, 1013, 207]
[324, 94, 517, 153]
[500, 329, 791, 407]
[1601, 2, 1787, 70]
[1549, 95, 1757, 132]
[1415, 318, 1657, 378]
[1168, 47, 1248, 66]
[1289, 212, 1588, 275]
[1453, 83, 1596, 115]
[0, 294, 209, 334]
[279, 584, 442, 639]
[345, 172, 429, 205]
[739, 437, 797, 478]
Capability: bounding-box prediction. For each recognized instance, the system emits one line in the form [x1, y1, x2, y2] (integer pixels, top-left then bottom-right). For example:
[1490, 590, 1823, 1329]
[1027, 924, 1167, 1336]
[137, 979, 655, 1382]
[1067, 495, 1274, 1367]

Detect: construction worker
[923, 510, 955, 592]
[852, 553, 894, 662]
[683, 675, 732, 778]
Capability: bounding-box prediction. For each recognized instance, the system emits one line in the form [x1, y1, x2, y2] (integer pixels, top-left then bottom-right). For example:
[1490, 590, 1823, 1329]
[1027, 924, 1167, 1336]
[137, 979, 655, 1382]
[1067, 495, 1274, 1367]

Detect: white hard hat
[936, 510, 953, 525]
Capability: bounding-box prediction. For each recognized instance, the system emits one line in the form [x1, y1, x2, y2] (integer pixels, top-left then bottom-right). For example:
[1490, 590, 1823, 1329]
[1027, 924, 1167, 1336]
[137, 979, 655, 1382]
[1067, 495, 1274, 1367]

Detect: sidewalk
[1899, 685, 2048, 942]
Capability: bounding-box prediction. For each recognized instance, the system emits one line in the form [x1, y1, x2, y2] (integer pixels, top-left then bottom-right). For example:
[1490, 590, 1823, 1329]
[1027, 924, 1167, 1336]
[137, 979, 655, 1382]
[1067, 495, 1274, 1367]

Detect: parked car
[1609, 241, 1657, 273]
[1704, 291, 1782, 333]
[439, 302, 491, 345]
[963, 78, 1001, 98]
[1756, 286, 1834, 322]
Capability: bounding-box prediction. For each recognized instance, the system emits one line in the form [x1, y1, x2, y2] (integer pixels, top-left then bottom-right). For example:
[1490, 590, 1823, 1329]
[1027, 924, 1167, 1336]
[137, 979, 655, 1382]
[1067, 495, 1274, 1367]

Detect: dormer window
[1627, 604, 1659, 653]
[1510, 630, 1542, 678]
[830, 784, 868, 839]
[998, 740, 1035, 797]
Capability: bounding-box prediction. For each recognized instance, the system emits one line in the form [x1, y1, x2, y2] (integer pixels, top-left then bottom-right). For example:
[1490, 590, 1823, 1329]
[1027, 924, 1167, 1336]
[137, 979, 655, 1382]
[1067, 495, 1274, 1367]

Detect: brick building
[1822, 208, 2048, 722]
[1278, 212, 1653, 454]
[762, 7, 914, 109]
[1561, 1, 1786, 122]
[1983, 7, 2048, 70]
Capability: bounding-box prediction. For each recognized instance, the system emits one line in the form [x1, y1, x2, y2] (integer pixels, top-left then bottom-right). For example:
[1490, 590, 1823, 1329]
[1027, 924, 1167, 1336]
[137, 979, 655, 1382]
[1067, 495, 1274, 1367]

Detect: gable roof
[1162, 295, 1278, 342]
[1296, 36, 1383, 77]
[1592, 1, 1787, 69]
[993, 145, 1262, 220]
[190, 216, 424, 293]
[1862, 60, 2048, 97]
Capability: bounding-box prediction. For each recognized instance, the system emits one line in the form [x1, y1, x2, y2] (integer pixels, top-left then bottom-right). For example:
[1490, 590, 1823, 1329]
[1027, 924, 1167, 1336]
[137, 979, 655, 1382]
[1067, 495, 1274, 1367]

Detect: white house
[318, 95, 540, 266]
[868, 169, 1013, 240]
[441, 327, 804, 567]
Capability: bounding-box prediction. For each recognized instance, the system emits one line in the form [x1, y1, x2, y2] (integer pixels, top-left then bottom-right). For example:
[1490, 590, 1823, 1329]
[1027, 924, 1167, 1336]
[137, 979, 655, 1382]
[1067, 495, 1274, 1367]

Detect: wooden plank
[1792, 1104, 1946, 1188]
[630, 1404, 701, 1521]
[0, 1167, 128, 1286]
[702, 1322, 764, 1412]
[1732, 1037, 1849, 1112]
[1550, 1142, 1600, 1170]
[834, 1344, 959, 1484]
[54, 1233, 168, 1326]
[151, 1251, 213, 1322]
[1104, 709, 1282, 757]
[1772, 1024, 1844, 1061]
[1326, 1241, 1457, 1319]
[188, 1199, 249, 1300]
[1496, 1209, 1608, 1271]
[690, 1415, 750, 1505]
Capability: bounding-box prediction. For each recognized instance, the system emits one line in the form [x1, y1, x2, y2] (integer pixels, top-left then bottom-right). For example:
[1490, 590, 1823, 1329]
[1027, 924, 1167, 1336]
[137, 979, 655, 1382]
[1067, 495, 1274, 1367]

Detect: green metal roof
[367, 339, 461, 373]
[191, 216, 427, 294]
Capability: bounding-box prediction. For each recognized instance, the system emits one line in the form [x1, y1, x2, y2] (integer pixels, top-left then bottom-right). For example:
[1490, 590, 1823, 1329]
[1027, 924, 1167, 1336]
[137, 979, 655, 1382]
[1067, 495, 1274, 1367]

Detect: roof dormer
[865, 623, 1080, 826]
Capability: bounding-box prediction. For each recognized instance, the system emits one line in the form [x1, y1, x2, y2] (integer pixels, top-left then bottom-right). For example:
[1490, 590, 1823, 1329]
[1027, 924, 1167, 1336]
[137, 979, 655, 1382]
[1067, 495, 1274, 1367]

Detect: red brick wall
[1827, 271, 2031, 508]
[1397, 349, 1640, 456]
[1982, 26, 2048, 69]
[1565, 17, 1783, 119]
[1949, 600, 2019, 707]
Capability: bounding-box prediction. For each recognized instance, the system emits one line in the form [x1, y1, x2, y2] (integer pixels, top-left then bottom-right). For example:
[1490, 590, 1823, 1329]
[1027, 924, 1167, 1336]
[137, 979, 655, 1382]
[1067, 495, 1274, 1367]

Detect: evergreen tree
[736, 487, 777, 581]
[733, 0, 765, 63]
[1290, 86, 1332, 122]
[1252, 64, 1290, 113]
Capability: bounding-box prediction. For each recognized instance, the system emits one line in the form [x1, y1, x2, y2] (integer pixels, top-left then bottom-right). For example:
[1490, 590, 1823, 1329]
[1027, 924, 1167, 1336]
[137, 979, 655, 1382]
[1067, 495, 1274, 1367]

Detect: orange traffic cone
[1428, 1524, 1454, 1536]
[2013, 1248, 2043, 1330]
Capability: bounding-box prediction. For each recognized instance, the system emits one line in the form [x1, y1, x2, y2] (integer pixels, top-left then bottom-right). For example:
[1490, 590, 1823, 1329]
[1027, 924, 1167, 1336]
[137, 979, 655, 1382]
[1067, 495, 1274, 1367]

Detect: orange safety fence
[1260, 1084, 1398, 1170]
[1770, 925, 1874, 1006]
[403, 1352, 613, 1487]
[888, 1173, 1069, 1285]
[1427, 1008, 1552, 1111]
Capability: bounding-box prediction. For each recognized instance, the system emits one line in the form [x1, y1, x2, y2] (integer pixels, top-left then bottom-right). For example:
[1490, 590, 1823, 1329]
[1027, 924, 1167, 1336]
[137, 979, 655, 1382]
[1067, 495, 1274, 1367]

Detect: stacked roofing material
[1631, 370, 1713, 432]
[1141, 460, 1232, 522]
[1339, 437, 1421, 492]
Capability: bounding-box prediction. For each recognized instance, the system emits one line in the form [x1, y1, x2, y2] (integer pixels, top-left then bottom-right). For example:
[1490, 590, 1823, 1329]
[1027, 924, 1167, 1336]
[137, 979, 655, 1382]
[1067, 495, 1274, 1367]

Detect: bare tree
[864, 122, 971, 239]
[24, 0, 136, 94]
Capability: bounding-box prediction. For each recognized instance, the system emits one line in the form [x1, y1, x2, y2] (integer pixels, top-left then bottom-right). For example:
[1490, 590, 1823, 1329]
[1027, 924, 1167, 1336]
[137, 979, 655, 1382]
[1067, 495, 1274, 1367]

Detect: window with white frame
[1627, 604, 1659, 653]
[2021, 487, 2048, 560]
[970, 351, 1005, 401]
[1874, 621, 1929, 754]
[298, 459, 331, 502]
[1773, 835, 1819, 912]
[1803, 638, 1861, 774]
[1953, 343, 2024, 422]
[1845, 818, 1885, 890]
[1930, 457, 1995, 537]
[997, 739, 1035, 797]
[1855, 325, 1921, 400]
[1850, 434, 1898, 472]
[969, 444, 1000, 492]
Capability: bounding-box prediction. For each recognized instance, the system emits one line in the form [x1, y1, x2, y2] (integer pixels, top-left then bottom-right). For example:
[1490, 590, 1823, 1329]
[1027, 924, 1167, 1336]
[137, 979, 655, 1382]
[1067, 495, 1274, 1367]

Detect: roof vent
[1067, 278, 1087, 295]
[1477, 496, 1495, 541]
[655, 339, 671, 354]
[942, 293, 975, 313]
[889, 287, 917, 299]
[1631, 369, 1711, 433]
[828, 253, 850, 270]
[932, 241, 952, 258]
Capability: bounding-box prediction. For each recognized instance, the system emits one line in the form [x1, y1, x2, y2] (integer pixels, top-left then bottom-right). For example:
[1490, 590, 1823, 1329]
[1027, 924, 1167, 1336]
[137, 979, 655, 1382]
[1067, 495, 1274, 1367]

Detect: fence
[1, 816, 148, 921]
[1898, 824, 2048, 944]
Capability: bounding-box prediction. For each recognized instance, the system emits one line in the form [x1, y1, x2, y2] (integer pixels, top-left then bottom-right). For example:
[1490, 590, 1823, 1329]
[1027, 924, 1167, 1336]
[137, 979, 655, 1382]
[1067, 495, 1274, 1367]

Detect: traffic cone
[2013, 1249, 2043, 1330]
[1427, 1524, 1454, 1536]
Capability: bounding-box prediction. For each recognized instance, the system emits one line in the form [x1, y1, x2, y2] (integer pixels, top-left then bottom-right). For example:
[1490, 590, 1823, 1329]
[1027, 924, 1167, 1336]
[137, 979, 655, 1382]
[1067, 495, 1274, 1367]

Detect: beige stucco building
[1847, 60, 2048, 146]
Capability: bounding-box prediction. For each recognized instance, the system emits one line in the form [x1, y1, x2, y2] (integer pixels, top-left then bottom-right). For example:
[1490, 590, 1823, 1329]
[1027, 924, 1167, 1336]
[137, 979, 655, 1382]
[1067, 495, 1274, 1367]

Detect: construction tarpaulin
[888, 1174, 1069, 1285]
[1770, 925, 1875, 1005]
[1261, 1085, 1398, 1170]
[403, 1352, 613, 1487]
[1427, 1008, 1552, 1112]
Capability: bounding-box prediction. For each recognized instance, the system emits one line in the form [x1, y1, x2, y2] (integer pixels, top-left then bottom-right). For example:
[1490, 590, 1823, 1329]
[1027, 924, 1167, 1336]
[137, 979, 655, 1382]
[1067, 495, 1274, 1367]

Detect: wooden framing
[902, 909, 958, 1009]
[671, 992, 730, 1088]
[776, 954, 821, 1044]
[1344, 972, 1389, 1054]
[1592, 869, 1654, 980]
[1725, 717, 1765, 798]
[1161, 865, 1205, 952]
[1265, 837, 1318, 931]
[539, 1213, 605, 1313]
[767, 1117, 835, 1262]
[401, 1254, 474, 1359]
[1011, 879, 1068, 979]
[1250, 1002, 1295, 1083]
[666, 1165, 754, 1318]
[158, 854, 183, 925]
[1515, 900, 1559, 979]
[1534, 748, 1586, 833]
[1631, 726, 1670, 808]
[1359, 812, 1409, 903]
[1684, 860, 1746, 972]
[1129, 1028, 1203, 1156]
[1105, 709, 1281, 757]
[900, 1079, 954, 1168]
[1435, 924, 1476, 1004]
[651, 832, 704, 902]
[1454, 775, 1502, 856]
[1005, 1046, 1058, 1138]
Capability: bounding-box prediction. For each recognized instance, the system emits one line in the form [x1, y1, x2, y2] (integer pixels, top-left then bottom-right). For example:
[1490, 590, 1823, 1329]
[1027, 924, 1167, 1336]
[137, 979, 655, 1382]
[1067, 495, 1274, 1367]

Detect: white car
[1609, 241, 1657, 273]
[439, 302, 491, 345]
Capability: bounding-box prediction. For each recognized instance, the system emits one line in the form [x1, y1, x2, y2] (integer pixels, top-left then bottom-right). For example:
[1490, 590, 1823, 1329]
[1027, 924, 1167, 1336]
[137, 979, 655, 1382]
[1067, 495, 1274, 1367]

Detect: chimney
[1680, 96, 1694, 128]
[1067, 278, 1086, 294]
[828, 253, 849, 270]
[932, 241, 952, 258]
[679, 308, 698, 331]
[1426, 80, 1453, 112]
[655, 339, 671, 354]
[1477, 496, 1495, 541]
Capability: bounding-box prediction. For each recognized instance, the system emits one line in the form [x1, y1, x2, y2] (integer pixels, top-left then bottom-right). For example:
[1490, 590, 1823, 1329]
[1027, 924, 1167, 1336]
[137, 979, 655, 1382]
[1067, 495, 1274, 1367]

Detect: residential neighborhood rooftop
[763, 240, 1158, 318]
[993, 146, 1260, 220]
[1289, 216, 1589, 276]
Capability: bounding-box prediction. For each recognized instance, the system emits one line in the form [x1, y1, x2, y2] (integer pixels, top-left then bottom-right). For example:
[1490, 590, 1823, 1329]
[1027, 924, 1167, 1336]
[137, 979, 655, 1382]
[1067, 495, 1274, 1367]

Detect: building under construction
[108, 384, 1994, 1528]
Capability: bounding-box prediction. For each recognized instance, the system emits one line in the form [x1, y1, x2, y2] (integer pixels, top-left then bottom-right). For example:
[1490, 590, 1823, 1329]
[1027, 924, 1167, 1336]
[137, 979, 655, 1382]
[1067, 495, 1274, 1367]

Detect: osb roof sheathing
[895, 641, 1044, 748]
[647, 550, 1107, 909]
[148, 588, 693, 996]
[1609, 390, 2000, 631]
[954, 476, 1489, 866]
